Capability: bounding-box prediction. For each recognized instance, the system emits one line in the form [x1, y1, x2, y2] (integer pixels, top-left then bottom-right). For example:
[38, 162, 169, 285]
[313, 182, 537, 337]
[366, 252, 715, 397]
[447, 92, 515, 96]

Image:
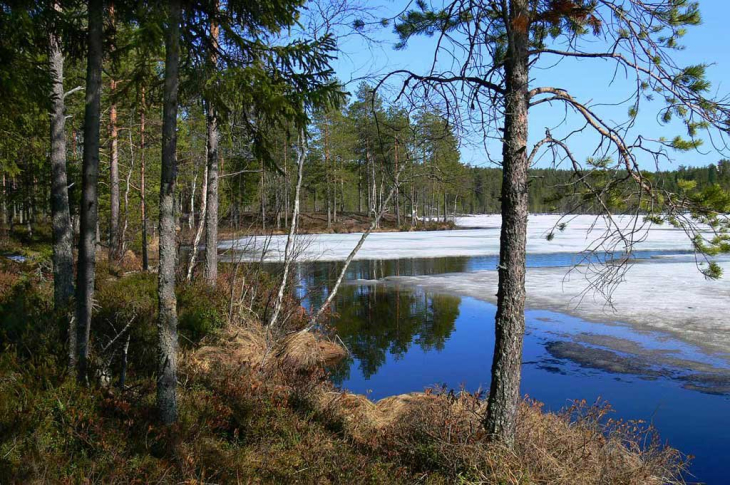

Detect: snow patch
[387, 260, 730, 356]
[223, 214, 698, 262]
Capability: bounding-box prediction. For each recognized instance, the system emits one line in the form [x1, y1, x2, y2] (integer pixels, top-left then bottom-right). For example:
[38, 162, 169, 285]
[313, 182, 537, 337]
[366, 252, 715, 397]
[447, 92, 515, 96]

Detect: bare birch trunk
[268, 131, 306, 328]
[189, 170, 196, 230]
[187, 152, 208, 281]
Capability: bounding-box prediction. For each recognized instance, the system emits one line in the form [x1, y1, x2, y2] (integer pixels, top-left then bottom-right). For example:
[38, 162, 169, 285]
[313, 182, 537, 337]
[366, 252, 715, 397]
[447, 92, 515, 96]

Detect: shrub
[178, 281, 227, 344]
[0, 259, 58, 358]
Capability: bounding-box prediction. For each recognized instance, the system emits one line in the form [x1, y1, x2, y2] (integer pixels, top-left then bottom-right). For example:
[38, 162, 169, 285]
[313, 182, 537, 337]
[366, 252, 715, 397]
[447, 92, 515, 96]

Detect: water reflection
[250, 249, 727, 484]
[327, 285, 460, 381]
[275, 249, 697, 386]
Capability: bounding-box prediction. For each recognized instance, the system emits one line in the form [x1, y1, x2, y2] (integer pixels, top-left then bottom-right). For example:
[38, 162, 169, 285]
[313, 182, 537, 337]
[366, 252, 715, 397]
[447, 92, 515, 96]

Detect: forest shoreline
[205, 211, 457, 237]
[0, 232, 689, 482]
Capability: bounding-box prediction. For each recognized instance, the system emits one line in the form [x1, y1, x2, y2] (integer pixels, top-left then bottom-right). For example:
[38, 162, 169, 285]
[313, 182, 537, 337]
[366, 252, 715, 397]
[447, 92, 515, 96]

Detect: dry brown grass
[365, 390, 688, 485]
[120, 249, 142, 272]
[274, 330, 348, 371]
[189, 322, 688, 485]
[190, 324, 268, 372]
[190, 323, 347, 376]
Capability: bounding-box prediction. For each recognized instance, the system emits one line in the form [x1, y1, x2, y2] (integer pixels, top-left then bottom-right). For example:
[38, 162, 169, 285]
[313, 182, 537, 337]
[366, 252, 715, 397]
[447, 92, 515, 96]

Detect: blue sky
[327, 0, 730, 171]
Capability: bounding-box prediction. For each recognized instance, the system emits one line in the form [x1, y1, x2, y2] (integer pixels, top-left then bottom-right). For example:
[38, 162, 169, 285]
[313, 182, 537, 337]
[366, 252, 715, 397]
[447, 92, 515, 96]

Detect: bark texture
[484, 0, 530, 445]
[140, 86, 149, 271]
[157, 0, 181, 425]
[48, 6, 76, 368]
[203, 101, 219, 283]
[108, 2, 120, 261]
[48, 12, 75, 310]
[203, 14, 220, 284]
[187, 155, 208, 280]
[75, 0, 104, 381]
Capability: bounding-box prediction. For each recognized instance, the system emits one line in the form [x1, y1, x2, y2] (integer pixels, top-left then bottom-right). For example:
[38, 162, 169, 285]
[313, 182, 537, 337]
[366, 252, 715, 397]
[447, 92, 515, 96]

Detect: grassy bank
[0, 234, 688, 484]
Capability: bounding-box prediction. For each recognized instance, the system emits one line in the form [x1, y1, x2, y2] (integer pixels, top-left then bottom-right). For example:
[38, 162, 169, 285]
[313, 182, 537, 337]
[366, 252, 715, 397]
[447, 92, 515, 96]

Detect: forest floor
[0, 226, 689, 484]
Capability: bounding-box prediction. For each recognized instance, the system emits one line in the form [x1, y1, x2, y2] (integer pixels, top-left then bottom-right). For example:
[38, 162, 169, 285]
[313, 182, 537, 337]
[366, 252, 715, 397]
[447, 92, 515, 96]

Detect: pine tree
[393, 0, 730, 444]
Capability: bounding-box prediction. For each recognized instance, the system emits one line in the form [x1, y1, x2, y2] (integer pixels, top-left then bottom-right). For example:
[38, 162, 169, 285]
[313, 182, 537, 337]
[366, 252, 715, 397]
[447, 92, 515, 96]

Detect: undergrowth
[0, 239, 690, 484]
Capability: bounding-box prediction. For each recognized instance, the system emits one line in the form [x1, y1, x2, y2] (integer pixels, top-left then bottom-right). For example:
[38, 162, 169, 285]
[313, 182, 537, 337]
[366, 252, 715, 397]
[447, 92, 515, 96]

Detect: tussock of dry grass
[191, 325, 268, 372]
[192, 323, 688, 484]
[190, 324, 347, 375]
[120, 249, 142, 271]
[366, 391, 687, 484]
[275, 330, 348, 370]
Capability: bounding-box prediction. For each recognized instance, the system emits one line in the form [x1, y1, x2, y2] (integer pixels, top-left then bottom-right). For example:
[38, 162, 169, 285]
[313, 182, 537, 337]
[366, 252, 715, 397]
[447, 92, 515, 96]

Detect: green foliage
[0, 260, 57, 357]
[177, 282, 227, 343]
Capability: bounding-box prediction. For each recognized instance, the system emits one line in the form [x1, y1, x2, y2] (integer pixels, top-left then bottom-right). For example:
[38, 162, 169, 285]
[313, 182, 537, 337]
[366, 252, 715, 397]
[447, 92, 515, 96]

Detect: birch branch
[268, 130, 307, 328]
[306, 161, 406, 330]
[187, 148, 209, 281]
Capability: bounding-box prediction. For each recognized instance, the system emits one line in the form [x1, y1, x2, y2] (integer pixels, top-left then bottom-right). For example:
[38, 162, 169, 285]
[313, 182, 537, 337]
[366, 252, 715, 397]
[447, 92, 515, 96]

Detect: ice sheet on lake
[222, 214, 698, 262]
[387, 260, 730, 356]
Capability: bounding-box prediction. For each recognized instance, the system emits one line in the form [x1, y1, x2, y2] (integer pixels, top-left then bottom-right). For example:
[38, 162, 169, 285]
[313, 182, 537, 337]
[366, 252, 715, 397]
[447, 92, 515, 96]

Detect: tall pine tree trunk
[75, 0, 104, 382]
[108, 1, 120, 262]
[325, 119, 331, 228]
[203, 11, 220, 284]
[484, 0, 530, 445]
[157, 0, 181, 425]
[48, 2, 75, 345]
[2, 173, 7, 231]
[140, 86, 149, 271]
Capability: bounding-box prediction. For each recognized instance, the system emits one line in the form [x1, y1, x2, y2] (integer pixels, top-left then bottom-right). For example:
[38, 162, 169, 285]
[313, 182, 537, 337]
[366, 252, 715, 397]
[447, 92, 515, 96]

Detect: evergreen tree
[393, 0, 730, 444]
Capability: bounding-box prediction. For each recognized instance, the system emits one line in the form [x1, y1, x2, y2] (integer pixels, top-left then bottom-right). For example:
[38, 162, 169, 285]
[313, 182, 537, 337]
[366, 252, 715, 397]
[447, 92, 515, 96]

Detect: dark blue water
[290, 249, 728, 484]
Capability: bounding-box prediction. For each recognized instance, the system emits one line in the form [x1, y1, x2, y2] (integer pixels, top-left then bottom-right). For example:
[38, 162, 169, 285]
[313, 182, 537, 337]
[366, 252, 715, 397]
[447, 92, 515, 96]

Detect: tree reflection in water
[294, 258, 468, 383]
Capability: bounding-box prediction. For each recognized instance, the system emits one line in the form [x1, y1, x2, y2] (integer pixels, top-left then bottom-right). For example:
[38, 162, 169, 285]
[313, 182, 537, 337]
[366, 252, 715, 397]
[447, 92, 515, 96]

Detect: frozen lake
[226, 214, 730, 483]
[222, 214, 703, 261]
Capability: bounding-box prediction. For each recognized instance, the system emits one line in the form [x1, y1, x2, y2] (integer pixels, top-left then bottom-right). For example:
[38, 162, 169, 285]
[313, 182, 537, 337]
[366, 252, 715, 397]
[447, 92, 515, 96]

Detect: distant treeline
[465, 161, 730, 215]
